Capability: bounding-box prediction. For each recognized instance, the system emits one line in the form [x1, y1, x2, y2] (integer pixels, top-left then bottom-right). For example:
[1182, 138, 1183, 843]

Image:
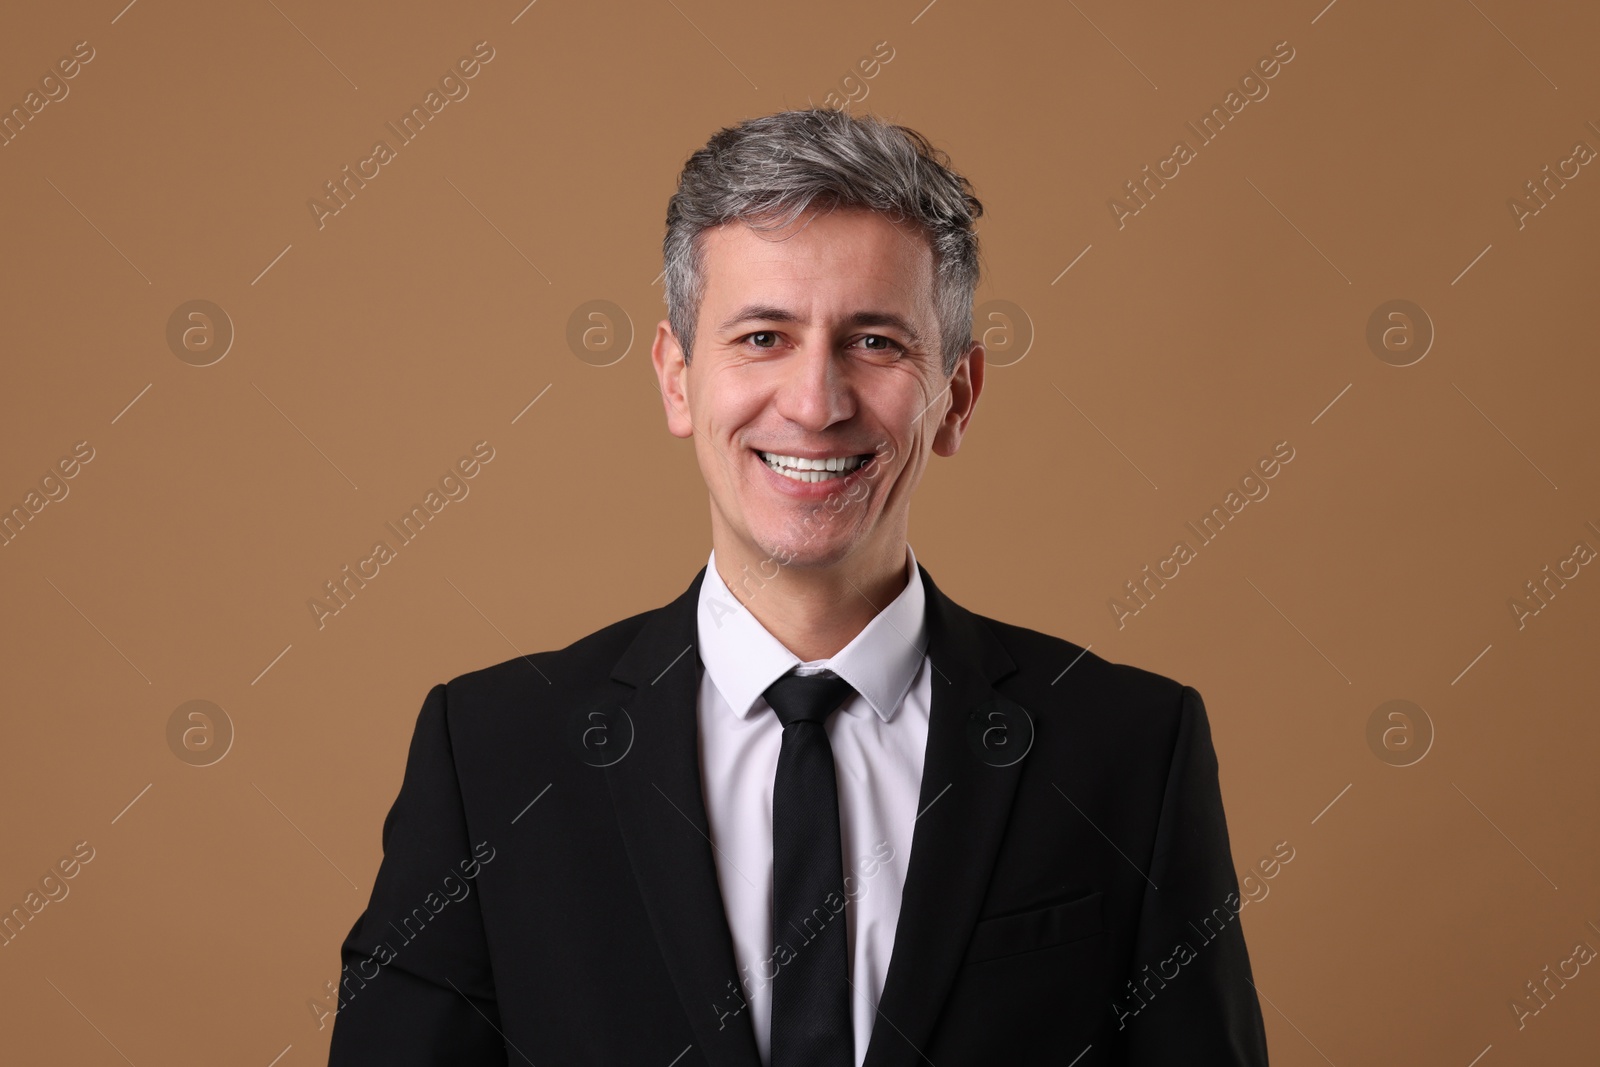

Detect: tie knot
[762, 670, 856, 728]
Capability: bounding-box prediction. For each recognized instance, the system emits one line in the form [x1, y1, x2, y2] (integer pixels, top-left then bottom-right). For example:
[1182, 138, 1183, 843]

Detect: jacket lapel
[605, 565, 763, 1067]
[604, 562, 1024, 1067]
[860, 564, 1024, 1067]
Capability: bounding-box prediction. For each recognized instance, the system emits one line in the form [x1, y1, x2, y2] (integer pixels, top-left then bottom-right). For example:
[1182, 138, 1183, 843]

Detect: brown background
[3, 0, 1598, 1063]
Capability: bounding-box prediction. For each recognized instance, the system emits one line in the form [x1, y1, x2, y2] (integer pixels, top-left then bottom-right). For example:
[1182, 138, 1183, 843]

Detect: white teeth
[758, 451, 868, 482]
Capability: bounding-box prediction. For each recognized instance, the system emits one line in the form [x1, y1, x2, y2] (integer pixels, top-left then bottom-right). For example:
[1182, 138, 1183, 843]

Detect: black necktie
[764, 669, 857, 1067]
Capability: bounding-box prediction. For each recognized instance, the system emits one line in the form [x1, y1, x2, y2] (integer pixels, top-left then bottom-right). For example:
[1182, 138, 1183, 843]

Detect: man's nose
[775, 343, 854, 429]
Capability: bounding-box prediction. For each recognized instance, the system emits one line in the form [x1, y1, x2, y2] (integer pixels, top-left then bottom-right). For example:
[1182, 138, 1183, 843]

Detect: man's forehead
[699, 210, 934, 300]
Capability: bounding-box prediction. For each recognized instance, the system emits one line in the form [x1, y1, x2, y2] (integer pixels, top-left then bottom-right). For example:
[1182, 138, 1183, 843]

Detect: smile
[756, 450, 873, 483]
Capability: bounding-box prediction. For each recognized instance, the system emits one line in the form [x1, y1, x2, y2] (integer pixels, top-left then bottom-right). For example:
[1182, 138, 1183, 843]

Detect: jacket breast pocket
[961, 890, 1104, 965]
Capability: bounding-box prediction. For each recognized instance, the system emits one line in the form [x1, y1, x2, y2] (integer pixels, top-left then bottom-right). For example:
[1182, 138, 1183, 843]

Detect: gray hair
[662, 108, 984, 378]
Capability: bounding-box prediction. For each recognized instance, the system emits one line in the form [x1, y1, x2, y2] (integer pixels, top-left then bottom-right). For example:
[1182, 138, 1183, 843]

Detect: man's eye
[745, 331, 779, 348]
[858, 335, 905, 354]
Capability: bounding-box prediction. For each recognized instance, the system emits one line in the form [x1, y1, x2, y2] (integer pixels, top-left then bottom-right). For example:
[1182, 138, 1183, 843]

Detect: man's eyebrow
[717, 304, 801, 331]
[717, 304, 928, 347]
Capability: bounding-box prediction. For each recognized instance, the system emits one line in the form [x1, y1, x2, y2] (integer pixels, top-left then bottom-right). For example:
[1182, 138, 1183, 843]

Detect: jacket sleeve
[1114, 685, 1271, 1065]
[327, 683, 508, 1065]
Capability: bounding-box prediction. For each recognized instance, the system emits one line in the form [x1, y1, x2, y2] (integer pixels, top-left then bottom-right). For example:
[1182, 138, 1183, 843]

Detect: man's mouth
[755, 450, 874, 484]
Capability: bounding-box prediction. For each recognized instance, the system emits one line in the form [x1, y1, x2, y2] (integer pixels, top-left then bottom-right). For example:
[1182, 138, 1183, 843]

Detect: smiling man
[655, 190, 970, 664]
[328, 109, 1270, 1066]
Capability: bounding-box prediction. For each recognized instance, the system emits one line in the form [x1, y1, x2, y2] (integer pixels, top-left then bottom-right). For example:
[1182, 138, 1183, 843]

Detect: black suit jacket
[327, 562, 1270, 1065]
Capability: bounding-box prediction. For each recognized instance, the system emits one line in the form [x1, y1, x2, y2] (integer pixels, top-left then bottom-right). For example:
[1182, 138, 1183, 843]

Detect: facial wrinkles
[805, 329, 940, 472]
[682, 209, 954, 556]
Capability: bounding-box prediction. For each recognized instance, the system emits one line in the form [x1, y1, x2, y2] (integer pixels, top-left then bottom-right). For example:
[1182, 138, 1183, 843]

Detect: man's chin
[748, 529, 859, 573]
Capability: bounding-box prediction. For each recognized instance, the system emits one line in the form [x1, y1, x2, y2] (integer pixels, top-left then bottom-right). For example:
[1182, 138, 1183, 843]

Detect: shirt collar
[696, 543, 928, 723]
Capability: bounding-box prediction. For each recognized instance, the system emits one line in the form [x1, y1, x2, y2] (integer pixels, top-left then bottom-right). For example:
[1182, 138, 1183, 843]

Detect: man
[327, 108, 1270, 1065]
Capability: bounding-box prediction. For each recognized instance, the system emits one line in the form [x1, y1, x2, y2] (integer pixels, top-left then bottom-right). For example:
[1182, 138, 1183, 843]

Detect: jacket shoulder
[972, 611, 1200, 784]
[441, 603, 657, 708]
[976, 612, 1186, 707]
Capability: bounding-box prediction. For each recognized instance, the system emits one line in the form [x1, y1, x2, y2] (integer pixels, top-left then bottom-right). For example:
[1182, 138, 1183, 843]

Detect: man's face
[651, 205, 983, 576]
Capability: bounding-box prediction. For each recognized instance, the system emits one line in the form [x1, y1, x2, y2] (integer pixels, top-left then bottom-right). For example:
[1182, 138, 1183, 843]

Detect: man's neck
[713, 540, 910, 663]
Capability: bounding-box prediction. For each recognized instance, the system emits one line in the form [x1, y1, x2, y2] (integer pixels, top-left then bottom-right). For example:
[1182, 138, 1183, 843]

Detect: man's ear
[932, 340, 984, 457]
[650, 319, 694, 439]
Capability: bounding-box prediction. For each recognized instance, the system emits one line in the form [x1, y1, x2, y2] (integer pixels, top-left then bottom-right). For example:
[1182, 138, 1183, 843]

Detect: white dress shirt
[695, 543, 933, 1067]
